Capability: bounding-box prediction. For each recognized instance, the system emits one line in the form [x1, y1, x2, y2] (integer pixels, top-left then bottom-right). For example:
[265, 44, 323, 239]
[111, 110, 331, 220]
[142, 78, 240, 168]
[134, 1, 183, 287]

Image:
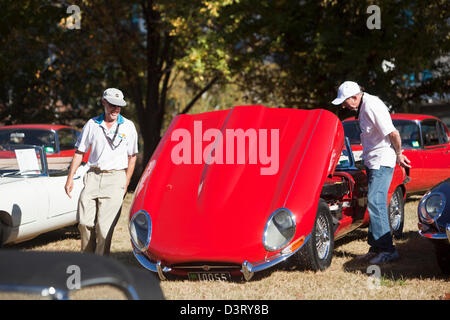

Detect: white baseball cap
[331, 81, 361, 105]
[102, 88, 127, 107]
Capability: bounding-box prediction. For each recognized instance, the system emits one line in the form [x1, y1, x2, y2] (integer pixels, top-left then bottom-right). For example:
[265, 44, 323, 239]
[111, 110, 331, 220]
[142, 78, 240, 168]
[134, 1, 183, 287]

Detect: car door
[5, 177, 49, 228]
[420, 119, 448, 190]
[392, 119, 424, 194]
[44, 165, 86, 220]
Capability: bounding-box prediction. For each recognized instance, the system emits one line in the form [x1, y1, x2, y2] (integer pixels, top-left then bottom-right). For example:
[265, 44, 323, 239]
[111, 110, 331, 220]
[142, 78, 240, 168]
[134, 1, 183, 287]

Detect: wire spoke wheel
[296, 199, 334, 271]
[389, 188, 404, 239]
[315, 214, 331, 260]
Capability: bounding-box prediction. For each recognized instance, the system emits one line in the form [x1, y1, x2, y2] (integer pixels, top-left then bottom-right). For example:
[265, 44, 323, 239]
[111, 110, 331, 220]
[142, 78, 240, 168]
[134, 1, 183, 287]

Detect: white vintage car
[0, 145, 87, 245]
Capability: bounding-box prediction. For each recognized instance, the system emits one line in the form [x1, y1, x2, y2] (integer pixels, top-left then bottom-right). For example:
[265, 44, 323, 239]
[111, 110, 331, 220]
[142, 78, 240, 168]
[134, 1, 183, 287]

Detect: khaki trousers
[77, 169, 126, 255]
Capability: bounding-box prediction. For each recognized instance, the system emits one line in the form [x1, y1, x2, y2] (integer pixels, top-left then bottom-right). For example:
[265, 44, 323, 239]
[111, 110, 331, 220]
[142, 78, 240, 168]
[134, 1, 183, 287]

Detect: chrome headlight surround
[419, 192, 446, 224]
[129, 210, 152, 252]
[263, 208, 296, 252]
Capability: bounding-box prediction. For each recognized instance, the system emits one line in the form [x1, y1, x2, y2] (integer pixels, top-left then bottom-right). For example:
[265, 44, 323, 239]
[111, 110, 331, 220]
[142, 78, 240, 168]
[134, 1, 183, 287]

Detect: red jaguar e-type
[129, 105, 406, 281]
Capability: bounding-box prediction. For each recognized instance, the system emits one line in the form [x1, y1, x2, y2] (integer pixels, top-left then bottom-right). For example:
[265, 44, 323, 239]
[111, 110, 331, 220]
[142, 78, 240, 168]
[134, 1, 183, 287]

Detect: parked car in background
[417, 178, 450, 274]
[0, 145, 88, 245]
[128, 105, 407, 281]
[0, 124, 88, 169]
[343, 114, 450, 195]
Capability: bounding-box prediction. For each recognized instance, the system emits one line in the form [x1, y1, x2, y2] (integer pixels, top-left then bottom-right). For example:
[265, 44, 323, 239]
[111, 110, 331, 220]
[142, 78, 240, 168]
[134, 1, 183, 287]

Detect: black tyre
[295, 199, 334, 271]
[433, 240, 450, 275]
[388, 187, 404, 239]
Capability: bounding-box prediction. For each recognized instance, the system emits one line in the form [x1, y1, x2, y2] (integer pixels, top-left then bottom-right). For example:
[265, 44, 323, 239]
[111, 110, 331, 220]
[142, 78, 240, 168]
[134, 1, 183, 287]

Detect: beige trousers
[77, 169, 126, 255]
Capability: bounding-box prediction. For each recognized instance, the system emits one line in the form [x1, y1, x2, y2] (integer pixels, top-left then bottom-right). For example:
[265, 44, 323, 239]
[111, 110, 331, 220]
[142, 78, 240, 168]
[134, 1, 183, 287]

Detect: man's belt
[89, 167, 124, 174]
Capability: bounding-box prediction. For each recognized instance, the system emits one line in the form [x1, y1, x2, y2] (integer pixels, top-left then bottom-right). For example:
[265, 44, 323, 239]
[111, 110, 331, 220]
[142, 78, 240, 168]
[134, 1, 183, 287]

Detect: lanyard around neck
[101, 122, 122, 149]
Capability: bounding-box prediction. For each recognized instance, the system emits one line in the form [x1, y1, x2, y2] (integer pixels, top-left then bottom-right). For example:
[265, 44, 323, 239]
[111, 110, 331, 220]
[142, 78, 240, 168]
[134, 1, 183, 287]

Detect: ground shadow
[4, 225, 80, 250]
[342, 230, 449, 281]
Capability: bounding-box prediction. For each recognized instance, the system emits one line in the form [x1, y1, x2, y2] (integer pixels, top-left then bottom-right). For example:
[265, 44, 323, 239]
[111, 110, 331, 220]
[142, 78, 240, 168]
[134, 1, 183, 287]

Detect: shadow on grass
[341, 230, 449, 281]
[4, 225, 80, 250]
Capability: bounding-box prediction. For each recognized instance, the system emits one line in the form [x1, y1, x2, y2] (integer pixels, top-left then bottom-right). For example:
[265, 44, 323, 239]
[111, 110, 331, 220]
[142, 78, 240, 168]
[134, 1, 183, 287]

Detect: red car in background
[128, 105, 407, 281]
[0, 124, 88, 168]
[343, 114, 450, 195]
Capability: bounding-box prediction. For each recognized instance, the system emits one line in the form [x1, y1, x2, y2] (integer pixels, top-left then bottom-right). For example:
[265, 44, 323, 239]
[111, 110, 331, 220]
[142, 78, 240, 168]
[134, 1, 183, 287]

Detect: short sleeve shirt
[76, 113, 138, 170]
[359, 93, 397, 169]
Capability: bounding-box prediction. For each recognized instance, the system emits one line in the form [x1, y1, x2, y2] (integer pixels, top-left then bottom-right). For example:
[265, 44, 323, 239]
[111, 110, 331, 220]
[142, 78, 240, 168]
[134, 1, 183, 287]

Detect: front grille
[172, 262, 241, 271]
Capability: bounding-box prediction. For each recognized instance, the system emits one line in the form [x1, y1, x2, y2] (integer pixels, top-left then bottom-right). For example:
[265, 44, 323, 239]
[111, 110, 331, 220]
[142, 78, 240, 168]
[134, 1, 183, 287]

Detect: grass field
[6, 194, 449, 300]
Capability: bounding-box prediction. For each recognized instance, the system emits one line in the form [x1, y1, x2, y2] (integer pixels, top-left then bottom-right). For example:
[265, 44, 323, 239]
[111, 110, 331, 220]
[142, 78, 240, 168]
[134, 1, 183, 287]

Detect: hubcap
[315, 215, 330, 260]
[389, 191, 402, 231]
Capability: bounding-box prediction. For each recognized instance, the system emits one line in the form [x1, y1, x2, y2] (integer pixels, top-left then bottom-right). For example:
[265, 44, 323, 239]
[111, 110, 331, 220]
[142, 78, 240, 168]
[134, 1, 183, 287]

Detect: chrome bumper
[132, 249, 172, 281]
[418, 223, 450, 244]
[133, 235, 311, 281]
[241, 234, 311, 281]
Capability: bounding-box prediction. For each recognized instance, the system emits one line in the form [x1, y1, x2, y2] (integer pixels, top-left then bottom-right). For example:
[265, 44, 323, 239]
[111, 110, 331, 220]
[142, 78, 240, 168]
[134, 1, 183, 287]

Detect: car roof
[0, 124, 74, 131]
[343, 113, 441, 122]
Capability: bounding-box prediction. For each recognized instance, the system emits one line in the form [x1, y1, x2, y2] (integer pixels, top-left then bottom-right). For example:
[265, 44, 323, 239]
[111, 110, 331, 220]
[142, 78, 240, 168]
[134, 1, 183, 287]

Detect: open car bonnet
[130, 105, 345, 264]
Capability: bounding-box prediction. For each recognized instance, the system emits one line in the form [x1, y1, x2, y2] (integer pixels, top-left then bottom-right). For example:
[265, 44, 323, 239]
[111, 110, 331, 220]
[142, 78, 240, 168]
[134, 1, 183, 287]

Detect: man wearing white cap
[65, 88, 138, 255]
[332, 81, 410, 264]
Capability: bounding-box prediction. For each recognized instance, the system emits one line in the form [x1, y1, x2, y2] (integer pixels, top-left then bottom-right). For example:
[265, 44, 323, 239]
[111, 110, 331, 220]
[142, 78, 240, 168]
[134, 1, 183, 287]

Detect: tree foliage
[217, 0, 449, 115]
[0, 0, 448, 167]
[0, 1, 66, 123]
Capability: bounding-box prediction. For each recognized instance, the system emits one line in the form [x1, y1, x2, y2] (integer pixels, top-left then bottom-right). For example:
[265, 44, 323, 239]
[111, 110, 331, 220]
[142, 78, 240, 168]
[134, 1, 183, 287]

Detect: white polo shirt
[76, 113, 138, 170]
[359, 93, 397, 170]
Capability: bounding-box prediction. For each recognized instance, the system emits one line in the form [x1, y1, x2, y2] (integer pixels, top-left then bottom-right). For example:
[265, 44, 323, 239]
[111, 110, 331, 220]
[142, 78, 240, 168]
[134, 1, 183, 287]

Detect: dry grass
[6, 194, 450, 300]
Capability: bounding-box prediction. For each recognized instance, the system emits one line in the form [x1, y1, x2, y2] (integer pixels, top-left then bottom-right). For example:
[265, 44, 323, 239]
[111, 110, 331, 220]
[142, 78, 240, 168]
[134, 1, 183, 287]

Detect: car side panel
[402, 149, 425, 193]
[421, 145, 448, 191]
[1, 178, 49, 243]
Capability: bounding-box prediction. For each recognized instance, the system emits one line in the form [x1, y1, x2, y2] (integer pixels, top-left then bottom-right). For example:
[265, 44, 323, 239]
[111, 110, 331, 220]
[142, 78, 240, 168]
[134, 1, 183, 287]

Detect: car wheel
[295, 199, 334, 271]
[433, 240, 450, 275]
[389, 187, 404, 239]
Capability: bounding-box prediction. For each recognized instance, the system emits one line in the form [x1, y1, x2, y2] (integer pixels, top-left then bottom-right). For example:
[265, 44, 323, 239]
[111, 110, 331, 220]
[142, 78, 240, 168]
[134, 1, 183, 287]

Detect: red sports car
[0, 124, 88, 167]
[129, 105, 407, 281]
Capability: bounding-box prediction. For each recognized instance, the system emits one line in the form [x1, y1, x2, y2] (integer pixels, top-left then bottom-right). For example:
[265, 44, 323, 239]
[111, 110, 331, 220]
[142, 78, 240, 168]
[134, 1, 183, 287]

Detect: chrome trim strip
[173, 265, 241, 270]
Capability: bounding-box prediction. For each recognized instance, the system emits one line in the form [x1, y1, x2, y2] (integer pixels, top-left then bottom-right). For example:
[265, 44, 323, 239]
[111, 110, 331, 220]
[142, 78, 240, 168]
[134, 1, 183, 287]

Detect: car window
[342, 121, 361, 145]
[343, 119, 421, 149]
[392, 120, 421, 148]
[58, 128, 78, 151]
[438, 121, 449, 144]
[336, 138, 355, 170]
[421, 120, 441, 147]
[0, 129, 56, 152]
[0, 146, 44, 177]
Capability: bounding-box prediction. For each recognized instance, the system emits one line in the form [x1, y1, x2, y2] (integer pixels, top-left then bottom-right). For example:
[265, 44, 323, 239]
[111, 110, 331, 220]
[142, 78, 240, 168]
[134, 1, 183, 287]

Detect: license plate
[188, 272, 231, 281]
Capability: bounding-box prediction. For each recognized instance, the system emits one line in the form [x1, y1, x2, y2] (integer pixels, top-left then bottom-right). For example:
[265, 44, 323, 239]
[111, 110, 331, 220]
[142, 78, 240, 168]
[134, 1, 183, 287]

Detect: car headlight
[263, 208, 296, 251]
[419, 192, 446, 224]
[129, 210, 152, 251]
